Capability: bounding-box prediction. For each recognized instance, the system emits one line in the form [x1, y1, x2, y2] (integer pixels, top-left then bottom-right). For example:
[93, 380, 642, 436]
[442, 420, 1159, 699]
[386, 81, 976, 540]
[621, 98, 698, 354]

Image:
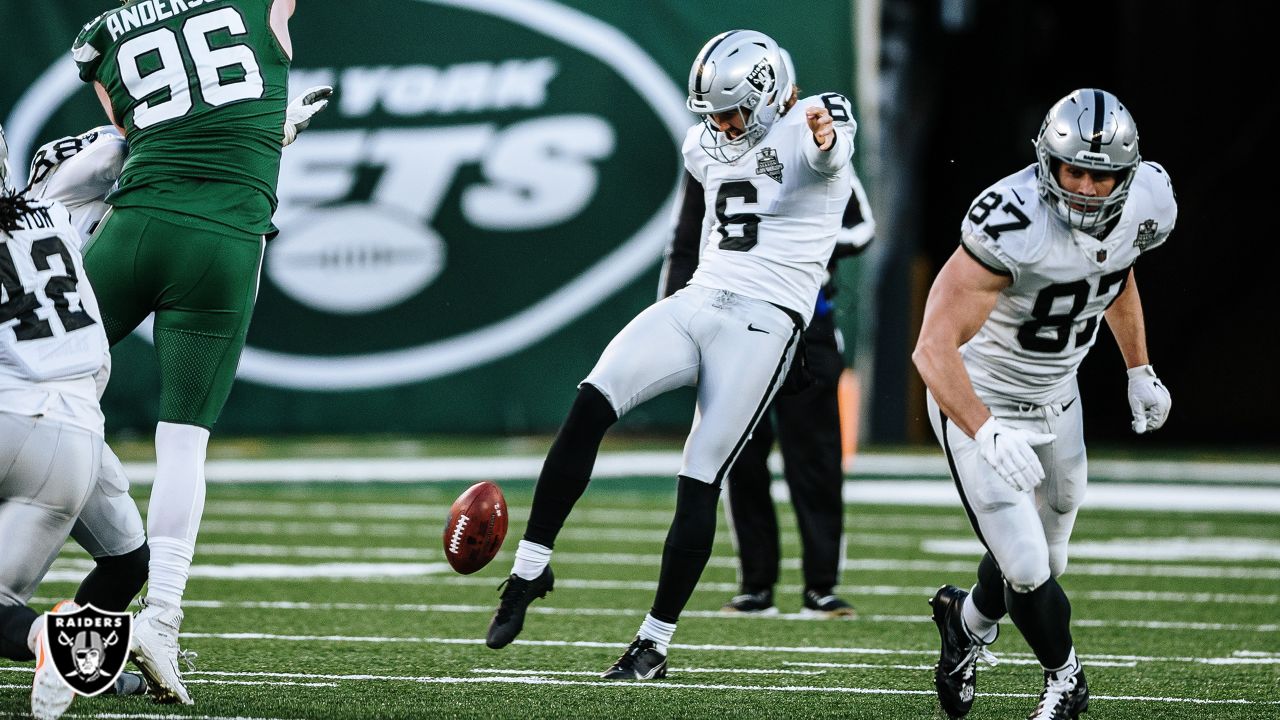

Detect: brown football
[443, 481, 508, 574]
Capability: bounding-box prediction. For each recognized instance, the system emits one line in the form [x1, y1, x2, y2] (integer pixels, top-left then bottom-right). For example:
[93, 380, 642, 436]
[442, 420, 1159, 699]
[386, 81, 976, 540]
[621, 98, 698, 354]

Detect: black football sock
[1005, 576, 1074, 669]
[75, 542, 149, 612]
[971, 551, 1008, 621]
[0, 605, 38, 661]
[650, 475, 721, 623]
[523, 384, 617, 548]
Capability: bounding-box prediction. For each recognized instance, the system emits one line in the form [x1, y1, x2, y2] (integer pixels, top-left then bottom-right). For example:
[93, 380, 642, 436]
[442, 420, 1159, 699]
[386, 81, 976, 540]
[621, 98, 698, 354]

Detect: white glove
[974, 417, 1056, 492]
[282, 85, 334, 147]
[1126, 364, 1171, 433]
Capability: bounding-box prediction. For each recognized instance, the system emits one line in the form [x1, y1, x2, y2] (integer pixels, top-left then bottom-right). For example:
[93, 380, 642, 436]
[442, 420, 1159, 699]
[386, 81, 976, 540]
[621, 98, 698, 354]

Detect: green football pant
[83, 207, 264, 429]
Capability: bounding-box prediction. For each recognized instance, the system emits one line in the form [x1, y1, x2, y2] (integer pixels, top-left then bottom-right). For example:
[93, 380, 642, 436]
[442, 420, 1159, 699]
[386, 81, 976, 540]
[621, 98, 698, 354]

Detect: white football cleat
[31, 600, 78, 720]
[130, 598, 193, 705]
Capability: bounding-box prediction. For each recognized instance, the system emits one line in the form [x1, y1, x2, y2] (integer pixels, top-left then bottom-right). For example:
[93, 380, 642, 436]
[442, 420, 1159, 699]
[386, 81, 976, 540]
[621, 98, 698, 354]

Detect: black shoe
[485, 566, 554, 649]
[801, 589, 857, 618]
[1027, 668, 1089, 720]
[601, 636, 668, 680]
[721, 588, 776, 614]
[113, 671, 149, 696]
[929, 585, 997, 719]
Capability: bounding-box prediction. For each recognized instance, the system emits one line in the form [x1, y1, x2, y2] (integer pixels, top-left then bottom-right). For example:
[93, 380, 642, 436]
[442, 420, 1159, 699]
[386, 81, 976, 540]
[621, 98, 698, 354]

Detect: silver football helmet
[1034, 88, 1140, 232]
[687, 29, 793, 163]
[0, 123, 14, 195]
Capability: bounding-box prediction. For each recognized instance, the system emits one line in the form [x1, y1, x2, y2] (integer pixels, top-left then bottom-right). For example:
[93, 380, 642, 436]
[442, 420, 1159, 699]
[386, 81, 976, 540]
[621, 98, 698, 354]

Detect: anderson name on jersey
[682, 94, 855, 326]
[959, 161, 1177, 406]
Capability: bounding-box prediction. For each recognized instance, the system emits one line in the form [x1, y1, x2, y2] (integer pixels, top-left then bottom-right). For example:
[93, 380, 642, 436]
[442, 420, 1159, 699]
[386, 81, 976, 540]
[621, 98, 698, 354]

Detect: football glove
[974, 416, 1056, 493]
[1126, 364, 1171, 434]
[282, 85, 334, 147]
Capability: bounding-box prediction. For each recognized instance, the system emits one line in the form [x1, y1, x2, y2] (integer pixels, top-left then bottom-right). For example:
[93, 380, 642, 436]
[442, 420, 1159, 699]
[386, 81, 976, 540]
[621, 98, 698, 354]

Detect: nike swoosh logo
[1063, 398, 1077, 411]
[747, 324, 769, 334]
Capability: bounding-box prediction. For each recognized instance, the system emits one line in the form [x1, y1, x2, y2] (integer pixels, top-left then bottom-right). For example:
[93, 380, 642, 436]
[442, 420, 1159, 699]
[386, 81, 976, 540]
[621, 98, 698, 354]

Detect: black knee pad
[573, 383, 619, 428]
[668, 475, 721, 550]
[75, 542, 150, 612]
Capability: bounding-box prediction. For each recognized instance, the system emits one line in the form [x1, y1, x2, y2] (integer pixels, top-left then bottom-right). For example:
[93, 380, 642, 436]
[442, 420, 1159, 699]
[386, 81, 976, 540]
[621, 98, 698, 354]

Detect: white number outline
[117, 7, 264, 129]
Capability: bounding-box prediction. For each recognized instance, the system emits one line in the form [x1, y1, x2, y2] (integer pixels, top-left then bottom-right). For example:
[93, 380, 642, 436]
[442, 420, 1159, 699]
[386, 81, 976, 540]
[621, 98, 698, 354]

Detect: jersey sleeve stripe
[961, 240, 1012, 277]
[72, 43, 100, 63]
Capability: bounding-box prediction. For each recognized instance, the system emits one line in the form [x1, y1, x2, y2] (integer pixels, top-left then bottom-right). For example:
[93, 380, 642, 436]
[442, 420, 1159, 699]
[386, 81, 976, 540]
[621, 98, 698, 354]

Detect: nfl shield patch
[46, 605, 132, 697]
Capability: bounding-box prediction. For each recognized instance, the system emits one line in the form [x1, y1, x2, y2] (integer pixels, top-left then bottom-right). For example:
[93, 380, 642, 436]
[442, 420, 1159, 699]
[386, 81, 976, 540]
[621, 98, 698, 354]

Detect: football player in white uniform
[0, 123, 113, 720]
[22, 127, 154, 627]
[912, 89, 1176, 720]
[485, 29, 856, 679]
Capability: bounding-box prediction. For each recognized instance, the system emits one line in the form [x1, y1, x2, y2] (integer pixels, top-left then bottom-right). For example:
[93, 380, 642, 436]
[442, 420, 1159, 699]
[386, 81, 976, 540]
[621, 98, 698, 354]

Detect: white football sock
[148, 422, 209, 543]
[962, 586, 1000, 644]
[145, 422, 209, 608]
[1045, 647, 1080, 681]
[511, 540, 552, 581]
[637, 614, 676, 655]
[146, 537, 194, 608]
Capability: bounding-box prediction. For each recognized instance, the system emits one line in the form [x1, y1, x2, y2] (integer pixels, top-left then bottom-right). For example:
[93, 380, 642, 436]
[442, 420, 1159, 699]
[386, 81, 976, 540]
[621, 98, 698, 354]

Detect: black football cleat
[485, 566, 554, 649]
[930, 584, 997, 719]
[1027, 668, 1089, 720]
[801, 589, 857, 618]
[601, 636, 668, 680]
[721, 588, 777, 614]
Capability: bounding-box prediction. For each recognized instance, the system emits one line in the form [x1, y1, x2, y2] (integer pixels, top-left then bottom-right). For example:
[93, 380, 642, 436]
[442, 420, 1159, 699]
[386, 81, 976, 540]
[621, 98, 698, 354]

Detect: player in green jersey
[70, 0, 326, 705]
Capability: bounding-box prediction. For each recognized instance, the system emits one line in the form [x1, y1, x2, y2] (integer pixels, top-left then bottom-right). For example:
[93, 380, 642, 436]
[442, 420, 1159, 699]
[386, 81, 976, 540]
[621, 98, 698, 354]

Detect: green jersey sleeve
[71, 13, 110, 83]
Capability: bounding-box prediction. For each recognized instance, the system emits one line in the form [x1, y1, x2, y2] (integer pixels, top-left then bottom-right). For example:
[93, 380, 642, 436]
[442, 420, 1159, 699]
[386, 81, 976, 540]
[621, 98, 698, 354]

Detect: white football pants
[584, 285, 800, 485]
[926, 388, 1087, 592]
[0, 412, 101, 606]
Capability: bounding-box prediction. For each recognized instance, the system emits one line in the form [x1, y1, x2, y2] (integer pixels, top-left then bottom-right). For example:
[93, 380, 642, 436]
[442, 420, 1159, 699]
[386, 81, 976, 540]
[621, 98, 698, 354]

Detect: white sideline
[111, 454, 1280, 512]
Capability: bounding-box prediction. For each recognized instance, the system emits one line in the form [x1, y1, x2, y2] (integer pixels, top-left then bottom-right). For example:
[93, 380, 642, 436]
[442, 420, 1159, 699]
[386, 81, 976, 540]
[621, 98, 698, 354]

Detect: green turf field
[3, 471, 1278, 719]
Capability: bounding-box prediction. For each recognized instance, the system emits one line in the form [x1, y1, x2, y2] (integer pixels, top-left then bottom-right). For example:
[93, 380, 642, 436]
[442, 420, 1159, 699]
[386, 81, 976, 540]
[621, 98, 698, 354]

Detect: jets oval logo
[6, 0, 688, 389]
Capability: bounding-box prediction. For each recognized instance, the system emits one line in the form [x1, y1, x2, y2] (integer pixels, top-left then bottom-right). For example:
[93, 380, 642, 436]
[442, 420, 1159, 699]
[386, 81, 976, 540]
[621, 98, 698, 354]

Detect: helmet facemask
[1034, 89, 1140, 234]
[687, 30, 792, 163]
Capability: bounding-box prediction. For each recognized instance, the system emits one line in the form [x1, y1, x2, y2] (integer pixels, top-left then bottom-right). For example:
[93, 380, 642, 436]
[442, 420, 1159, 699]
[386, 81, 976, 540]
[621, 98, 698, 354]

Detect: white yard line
[469, 667, 827, 676]
[37, 553, 1280, 586]
[120, 452, 1280, 486]
[27, 597, 1267, 632]
[68, 714, 303, 720]
[139, 670, 1280, 705]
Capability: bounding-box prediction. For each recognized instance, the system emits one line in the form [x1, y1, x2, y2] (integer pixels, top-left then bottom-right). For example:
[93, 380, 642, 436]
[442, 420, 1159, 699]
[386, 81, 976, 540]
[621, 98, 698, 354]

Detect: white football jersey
[0, 194, 108, 434]
[26, 126, 125, 247]
[683, 94, 856, 325]
[959, 161, 1177, 405]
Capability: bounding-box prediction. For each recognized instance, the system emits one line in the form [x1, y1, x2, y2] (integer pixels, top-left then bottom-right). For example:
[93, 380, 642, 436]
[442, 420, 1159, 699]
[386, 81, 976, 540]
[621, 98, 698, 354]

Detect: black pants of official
[725, 311, 846, 593]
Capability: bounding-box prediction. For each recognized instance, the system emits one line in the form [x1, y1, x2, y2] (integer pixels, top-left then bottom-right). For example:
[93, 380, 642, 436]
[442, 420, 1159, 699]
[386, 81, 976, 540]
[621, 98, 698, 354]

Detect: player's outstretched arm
[1104, 269, 1171, 433]
[283, 86, 334, 147]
